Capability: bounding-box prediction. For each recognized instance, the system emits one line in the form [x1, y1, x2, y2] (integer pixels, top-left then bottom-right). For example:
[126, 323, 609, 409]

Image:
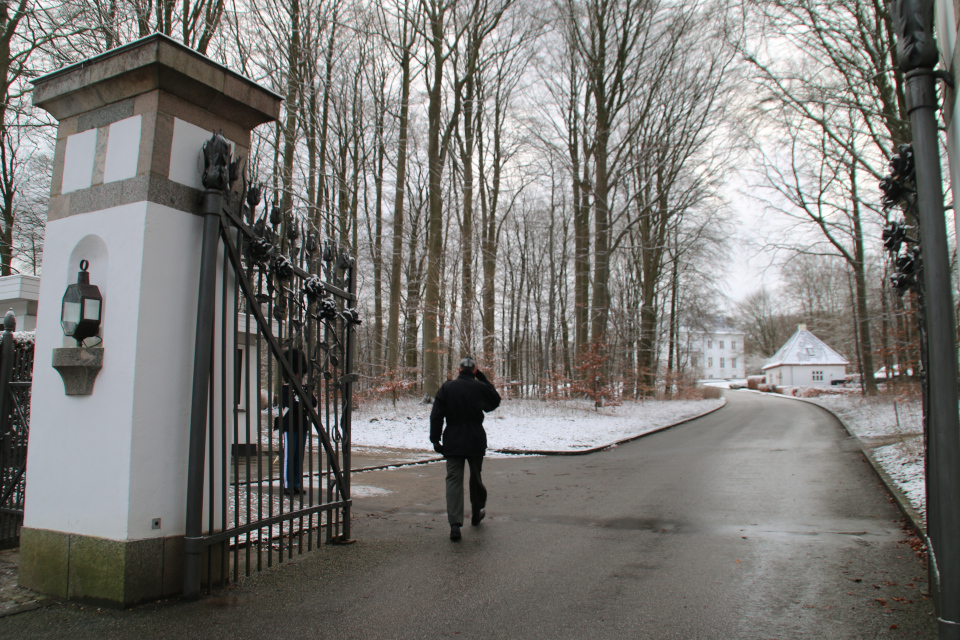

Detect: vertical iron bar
[0, 312, 14, 547]
[206, 350, 215, 590]
[184, 191, 223, 599]
[242, 250, 252, 578]
[231, 239, 241, 582]
[342, 261, 356, 539]
[256, 268, 265, 572]
[220, 231, 230, 586]
[266, 271, 275, 569]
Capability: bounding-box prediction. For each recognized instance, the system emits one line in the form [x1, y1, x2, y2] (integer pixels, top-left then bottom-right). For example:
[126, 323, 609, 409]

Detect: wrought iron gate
[0, 311, 34, 549]
[184, 133, 359, 596]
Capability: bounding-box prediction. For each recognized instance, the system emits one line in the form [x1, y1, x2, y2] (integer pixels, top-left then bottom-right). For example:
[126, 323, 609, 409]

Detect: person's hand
[432, 441, 444, 454]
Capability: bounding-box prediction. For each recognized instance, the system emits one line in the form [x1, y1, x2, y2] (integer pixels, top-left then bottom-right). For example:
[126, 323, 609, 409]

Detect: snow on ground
[353, 396, 725, 453]
[701, 379, 747, 389]
[807, 393, 922, 438]
[806, 393, 925, 520]
[873, 442, 926, 517]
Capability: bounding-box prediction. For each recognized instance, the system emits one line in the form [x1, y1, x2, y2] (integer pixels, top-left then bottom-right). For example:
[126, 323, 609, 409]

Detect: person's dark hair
[283, 348, 309, 379]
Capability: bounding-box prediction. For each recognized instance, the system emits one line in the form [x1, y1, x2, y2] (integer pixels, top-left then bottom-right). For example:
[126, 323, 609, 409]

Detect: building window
[720, 357, 725, 369]
[812, 371, 823, 381]
[732, 358, 737, 368]
[707, 339, 712, 348]
[732, 341, 737, 350]
[708, 357, 713, 368]
[719, 340, 725, 349]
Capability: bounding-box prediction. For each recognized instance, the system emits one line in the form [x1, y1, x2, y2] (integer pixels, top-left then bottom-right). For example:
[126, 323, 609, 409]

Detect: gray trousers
[445, 456, 486, 525]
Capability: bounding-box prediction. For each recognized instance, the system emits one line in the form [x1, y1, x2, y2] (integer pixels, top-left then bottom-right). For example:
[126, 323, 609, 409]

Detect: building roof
[762, 326, 849, 370]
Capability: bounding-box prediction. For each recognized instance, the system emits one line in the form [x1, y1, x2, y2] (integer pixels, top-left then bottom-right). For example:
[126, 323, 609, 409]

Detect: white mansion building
[679, 324, 746, 380]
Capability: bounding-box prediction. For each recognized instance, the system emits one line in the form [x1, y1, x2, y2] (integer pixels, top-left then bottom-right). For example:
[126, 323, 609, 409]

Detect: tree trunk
[372, 74, 386, 373]
[850, 165, 878, 395]
[590, 121, 611, 345]
[404, 204, 422, 378]
[385, 18, 413, 376]
[422, 0, 448, 397]
[279, 0, 300, 223]
[460, 64, 477, 357]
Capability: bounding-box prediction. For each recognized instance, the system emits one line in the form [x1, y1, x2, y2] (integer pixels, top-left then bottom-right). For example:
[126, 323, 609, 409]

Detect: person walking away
[430, 357, 501, 540]
[278, 349, 316, 495]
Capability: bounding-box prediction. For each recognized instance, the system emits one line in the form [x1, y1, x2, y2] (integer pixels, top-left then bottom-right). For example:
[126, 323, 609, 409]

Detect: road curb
[491, 398, 728, 456]
[352, 456, 445, 473]
[352, 398, 728, 471]
[754, 391, 927, 537]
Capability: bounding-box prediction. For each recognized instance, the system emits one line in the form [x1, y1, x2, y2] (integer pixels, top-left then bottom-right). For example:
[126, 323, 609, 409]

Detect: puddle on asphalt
[510, 514, 694, 533]
[352, 484, 392, 497]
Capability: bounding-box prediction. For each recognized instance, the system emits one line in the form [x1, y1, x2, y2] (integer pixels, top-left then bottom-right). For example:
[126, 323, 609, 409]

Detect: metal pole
[0, 311, 16, 438]
[341, 260, 357, 539]
[0, 311, 14, 535]
[910, 70, 960, 636]
[183, 191, 223, 599]
[893, 2, 960, 634]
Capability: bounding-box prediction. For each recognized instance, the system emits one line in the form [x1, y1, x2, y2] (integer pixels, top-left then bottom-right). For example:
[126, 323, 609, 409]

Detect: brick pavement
[0, 548, 51, 618]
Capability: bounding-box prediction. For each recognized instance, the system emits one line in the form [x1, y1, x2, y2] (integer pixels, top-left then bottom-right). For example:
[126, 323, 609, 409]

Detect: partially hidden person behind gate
[430, 356, 501, 541]
[278, 348, 317, 495]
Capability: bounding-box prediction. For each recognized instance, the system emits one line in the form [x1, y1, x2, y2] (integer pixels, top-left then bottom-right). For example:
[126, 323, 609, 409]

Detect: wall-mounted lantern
[60, 260, 102, 346]
[52, 259, 104, 396]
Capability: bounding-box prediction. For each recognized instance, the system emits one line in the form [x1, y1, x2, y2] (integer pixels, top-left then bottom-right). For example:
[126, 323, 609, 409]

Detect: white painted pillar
[18, 34, 280, 607]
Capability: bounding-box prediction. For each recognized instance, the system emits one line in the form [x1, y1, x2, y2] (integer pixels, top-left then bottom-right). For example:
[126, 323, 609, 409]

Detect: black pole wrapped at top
[892, 0, 940, 69]
[891, 2, 960, 637]
[184, 132, 234, 599]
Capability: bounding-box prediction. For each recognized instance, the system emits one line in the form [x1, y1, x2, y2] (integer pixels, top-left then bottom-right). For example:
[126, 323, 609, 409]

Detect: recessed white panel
[169, 119, 209, 190]
[169, 118, 234, 190]
[103, 115, 142, 184]
[62, 129, 97, 193]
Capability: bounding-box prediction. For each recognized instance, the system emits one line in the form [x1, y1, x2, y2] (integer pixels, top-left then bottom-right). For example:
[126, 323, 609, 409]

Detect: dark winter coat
[278, 384, 318, 434]
[430, 370, 501, 457]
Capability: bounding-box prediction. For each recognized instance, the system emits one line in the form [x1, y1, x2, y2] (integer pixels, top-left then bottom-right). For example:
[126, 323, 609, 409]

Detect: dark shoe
[450, 525, 461, 541]
[283, 488, 293, 495]
[471, 508, 485, 526]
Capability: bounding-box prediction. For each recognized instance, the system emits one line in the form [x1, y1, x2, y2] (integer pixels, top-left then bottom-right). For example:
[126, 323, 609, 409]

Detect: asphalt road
[0, 390, 937, 639]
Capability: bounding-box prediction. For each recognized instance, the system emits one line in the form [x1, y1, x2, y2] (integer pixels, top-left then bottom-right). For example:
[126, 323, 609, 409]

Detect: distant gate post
[18, 35, 280, 607]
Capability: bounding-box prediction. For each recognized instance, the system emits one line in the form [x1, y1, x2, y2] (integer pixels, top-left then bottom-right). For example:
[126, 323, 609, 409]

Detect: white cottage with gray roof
[762, 325, 849, 387]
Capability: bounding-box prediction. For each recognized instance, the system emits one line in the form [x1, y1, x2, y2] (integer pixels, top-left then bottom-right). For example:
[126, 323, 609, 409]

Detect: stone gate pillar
[18, 34, 280, 607]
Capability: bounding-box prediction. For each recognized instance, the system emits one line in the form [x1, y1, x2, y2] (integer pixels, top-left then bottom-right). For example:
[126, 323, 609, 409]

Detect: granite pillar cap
[32, 34, 282, 129]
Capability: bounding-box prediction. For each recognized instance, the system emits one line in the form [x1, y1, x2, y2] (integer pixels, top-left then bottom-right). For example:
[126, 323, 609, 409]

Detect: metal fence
[0, 312, 34, 549]
[183, 134, 358, 596]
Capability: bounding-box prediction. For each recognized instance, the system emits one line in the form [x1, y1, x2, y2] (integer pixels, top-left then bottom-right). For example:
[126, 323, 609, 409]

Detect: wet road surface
[0, 390, 937, 638]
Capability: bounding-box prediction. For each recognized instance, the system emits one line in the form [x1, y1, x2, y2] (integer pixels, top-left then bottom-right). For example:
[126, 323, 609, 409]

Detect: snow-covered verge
[810, 393, 923, 438]
[807, 393, 925, 520]
[352, 396, 725, 454]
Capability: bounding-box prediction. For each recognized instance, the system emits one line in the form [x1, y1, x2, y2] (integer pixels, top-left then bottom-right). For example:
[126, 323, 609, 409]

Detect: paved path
[0, 391, 937, 638]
